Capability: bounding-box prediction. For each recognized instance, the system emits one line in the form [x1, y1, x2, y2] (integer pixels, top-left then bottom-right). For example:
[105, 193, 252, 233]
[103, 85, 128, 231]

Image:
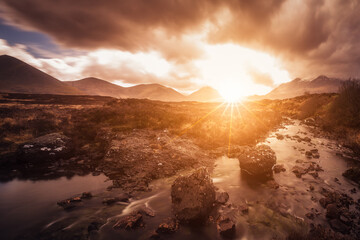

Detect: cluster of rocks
[113, 206, 155, 231]
[99, 130, 215, 193]
[305, 149, 320, 159]
[235, 145, 277, 180]
[57, 192, 92, 210]
[342, 167, 360, 185]
[319, 188, 359, 235]
[291, 159, 323, 178]
[18, 133, 73, 162]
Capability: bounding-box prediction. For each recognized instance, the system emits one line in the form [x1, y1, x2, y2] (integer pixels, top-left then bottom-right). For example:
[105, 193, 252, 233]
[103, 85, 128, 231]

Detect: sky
[0, 0, 360, 97]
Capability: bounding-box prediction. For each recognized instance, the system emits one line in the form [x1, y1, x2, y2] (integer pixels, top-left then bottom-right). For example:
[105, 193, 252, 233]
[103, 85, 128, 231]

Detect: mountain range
[0, 54, 349, 101]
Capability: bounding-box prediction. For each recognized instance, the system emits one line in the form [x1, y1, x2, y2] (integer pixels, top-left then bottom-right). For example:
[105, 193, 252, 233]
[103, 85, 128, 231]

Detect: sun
[194, 43, 291, 101]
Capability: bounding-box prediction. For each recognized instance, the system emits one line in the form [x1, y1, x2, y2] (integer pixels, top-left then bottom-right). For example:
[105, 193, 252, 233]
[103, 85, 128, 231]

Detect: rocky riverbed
[0, 119, 360, 239]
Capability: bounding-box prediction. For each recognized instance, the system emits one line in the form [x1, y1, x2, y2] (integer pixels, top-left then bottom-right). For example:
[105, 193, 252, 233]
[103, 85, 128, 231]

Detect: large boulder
[171, 167, 216, 222]
[17, 133, 72, 162]
[237, 145, 276, 179]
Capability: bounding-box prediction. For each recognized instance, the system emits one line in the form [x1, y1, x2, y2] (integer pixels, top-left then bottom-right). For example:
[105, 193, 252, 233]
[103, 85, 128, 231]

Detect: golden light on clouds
[195, 44, 291, 101]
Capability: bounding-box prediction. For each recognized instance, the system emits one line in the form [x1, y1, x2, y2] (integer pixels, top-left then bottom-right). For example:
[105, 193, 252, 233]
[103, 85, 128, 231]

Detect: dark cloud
[1, 0, 360, 79]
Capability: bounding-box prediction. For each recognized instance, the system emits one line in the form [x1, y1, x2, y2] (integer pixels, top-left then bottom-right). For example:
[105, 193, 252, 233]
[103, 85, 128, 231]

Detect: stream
[0, 120, 359, 239]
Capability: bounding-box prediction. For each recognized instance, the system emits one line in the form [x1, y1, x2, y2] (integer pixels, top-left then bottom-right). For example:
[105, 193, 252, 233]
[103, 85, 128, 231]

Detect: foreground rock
[342, 167, 360, 185]
[236, 145, 276, 180]
[113, 212, 144, 230]
[171, 167, 216, 222]
[217, 216, 236, 238]
[18, 133, 72, 162]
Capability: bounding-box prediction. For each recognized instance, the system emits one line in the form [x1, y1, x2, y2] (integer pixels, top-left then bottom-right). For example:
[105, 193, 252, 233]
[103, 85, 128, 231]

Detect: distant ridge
[0, 55, 83, 95]
[187, 86, 223, 102]
[0, 54, 224, 102]
[249, 75, 344, 100]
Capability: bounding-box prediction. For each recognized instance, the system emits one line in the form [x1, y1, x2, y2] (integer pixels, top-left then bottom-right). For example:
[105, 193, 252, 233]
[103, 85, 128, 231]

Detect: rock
[273, 164, 286, 173]
[57, 196, 82, 210]
[329, 219, 350, 234]
[326, 204, 339, 219]
[102, 197, 120, 205]
[217, 217, 236, 238]
[266, 180, 279, 189]
[138, 206, 155, 217]
[303, 137, 312, 142]
[275, 133, 284, 140]
[237, 145, 276, 179]
[342, 167, 360, 185]
[238, 204, 249, 214]
[305, 212, 315, 220]
[156, 218, 179, 234]
[308, 171, 319, 178]
[216, 191, 230, 205]
[309, 185, 315, 191]
[171, 167, 216, 222]
[17, 133, 72, 162]
[350, 188, 357, 194]
[81, 192, 92, 199]
[113, 212, 143, 230]
[292, 166, 307, 178]
[305, 151, 313, 158]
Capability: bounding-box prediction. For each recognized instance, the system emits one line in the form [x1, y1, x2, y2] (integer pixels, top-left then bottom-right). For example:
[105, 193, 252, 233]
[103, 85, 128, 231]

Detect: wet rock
[156, 218, 179, 234]
[326, 204, 339, 219]
[81, 192, 92, 199]
[102, 197, 120, 205]
[308, 171, 319, 178]
[292, 166, 307, 178]
[57, 196, 82, 210]
[329, 219, 350, 234]
[237, 145, 276, 179]
[171, 167, 216, 222]
[350, 188, 357, 194]
[216, 191, 229, 205]
[217, 216, 236, 238]
[305, 151, 313, 158]
[306, 212, 315, 220]
[273, 164, 286, 173]
[266, 180, 279, 189]
[238, 204, 249, 214]
[113, 212, 144, 230]
[342, 167, 360, 185]
[138, 206, 155, 217]
[275, 133, 284, 140]
[17, 133, 72, 162]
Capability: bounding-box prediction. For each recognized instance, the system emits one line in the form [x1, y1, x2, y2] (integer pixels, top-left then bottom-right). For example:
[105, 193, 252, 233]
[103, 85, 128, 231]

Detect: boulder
[217, 217, 236, 238]
[237, 145, 276, 179]
[18, 133, 72, 162]
[171, 167, 216, 222]
[216, 191, 230, 205]
[273, 164, 286, 173]
[113, 212, 143, 230]
[156, 218, 179, 234]
[342, 167, 360, 185]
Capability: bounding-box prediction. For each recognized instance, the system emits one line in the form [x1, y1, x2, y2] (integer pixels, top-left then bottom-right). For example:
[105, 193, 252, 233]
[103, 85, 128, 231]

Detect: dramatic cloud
[1, 0, 360, 91]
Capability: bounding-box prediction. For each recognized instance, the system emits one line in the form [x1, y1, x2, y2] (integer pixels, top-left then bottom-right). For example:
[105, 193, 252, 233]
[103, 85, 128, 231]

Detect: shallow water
[99, 120, 360, 239]
[1, 120, 359, 239]
[0, 174, 110, 239]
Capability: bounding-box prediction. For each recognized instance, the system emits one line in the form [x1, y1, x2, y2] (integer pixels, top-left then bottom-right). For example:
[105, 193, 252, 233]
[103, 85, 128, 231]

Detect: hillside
[0, 55, 82, 95]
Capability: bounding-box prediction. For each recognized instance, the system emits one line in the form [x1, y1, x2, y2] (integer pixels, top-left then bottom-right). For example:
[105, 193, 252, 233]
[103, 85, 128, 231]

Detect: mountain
[0, 55, 223, 102]
[125, 83, 186, 101]
[0, 55, 82, 95]
[66, 77, 127, 98]
[187, 86, 223, 102]
[256, 75, 343, 100]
